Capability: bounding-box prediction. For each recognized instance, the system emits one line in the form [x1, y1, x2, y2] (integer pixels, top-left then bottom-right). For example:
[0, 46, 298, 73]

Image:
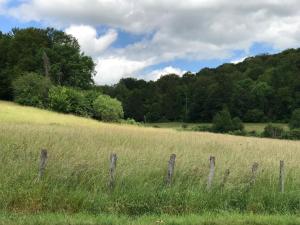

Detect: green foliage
[212, 108, 244, 133]
[262, 124, 285, 138]
[245, 109, 265, 122]
[48, 86, 70, 113]
[48, 86, 91, 116]
[0, 27, 95, 101]
[285, 129, 300, 140]
[289, 108, 300, 129]
[101, 49, 300, 123]
[93, 95, 124, 122]
[121, 118, 141, 126]
[232, 117, 244, 131]
[12, 72, 51, 107]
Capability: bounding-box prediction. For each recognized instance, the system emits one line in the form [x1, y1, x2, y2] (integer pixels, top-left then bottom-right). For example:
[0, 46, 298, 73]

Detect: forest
[102, 51, 300, 123]
[1, 27, 300, 124]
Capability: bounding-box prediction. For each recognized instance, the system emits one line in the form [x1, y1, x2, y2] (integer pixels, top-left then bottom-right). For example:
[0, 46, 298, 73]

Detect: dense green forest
[1, 27, 300, 123]
[0, 27, 95, 100]
[102, 51, 300, 123]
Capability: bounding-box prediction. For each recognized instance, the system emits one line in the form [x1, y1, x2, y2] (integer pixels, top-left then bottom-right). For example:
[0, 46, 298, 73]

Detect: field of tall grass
[0, 101, 299, 216]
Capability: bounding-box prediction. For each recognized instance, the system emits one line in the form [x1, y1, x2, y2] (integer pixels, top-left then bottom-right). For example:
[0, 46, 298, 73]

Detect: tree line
[1, 27, 300, 126]
[102, 49, 300, 123]
[0, 28, 124, 122]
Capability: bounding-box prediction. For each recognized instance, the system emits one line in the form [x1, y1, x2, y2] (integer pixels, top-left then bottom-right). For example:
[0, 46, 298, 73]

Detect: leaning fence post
[250, 162, 259, 186]
[279, 160, 285, 193]
[166, 154, 176, 186]
[109, 153, 117, 190]
[207, 156, 215, 190]
[38, 149, 48, 180]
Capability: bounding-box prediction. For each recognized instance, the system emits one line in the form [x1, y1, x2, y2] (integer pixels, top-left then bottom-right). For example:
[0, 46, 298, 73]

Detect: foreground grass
[0, 101, 299, 215]
[1, 213, 300, 225]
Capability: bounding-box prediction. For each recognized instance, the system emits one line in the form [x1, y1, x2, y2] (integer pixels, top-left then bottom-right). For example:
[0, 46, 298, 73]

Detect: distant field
[0, 101, 299, 217]
[145, 122, 289, 133]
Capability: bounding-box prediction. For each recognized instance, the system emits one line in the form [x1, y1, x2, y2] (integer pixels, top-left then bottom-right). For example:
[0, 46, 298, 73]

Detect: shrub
[289, 108, 300, 129]
[284, 129, 300, 140]
[48, 86, 70, 113]
[121, 118, 141, 126]
[262, 124, 284, 138]
[212, 108, 244, 133]
[12, 72, 51, 107]
[93, 95, 124, 122]
[65, 88, 89, 116]
[48, 86, 90, 116]
[232, 117, 244, 131]
[84, 89, 102, 115]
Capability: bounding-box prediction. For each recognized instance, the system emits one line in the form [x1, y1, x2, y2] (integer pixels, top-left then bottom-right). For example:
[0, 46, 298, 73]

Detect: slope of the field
[0, 101, 299, 215]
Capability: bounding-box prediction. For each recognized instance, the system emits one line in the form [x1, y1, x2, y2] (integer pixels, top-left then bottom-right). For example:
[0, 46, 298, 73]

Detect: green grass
[0, 101, 299, 216]
[145, 122, 288, 133]
[1, 213, 299, 225]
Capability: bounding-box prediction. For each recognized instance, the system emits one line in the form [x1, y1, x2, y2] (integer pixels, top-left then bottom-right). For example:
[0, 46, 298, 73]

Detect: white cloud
[231, 57, 248, 64]
[5, 0, 300, 84]
[95, 57, 151, 85]
[65, 25, 117, 57]
[143, 66, 186, 81]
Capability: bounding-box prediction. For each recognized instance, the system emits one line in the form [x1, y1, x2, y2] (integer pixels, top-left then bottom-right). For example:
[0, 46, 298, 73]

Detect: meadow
[145, 122, 289, 133]
[0, 101, 300, 223]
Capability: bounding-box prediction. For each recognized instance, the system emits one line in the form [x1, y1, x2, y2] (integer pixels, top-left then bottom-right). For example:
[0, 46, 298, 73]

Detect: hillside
[103, 48, 300, 123]
[0, 101, 299, 216]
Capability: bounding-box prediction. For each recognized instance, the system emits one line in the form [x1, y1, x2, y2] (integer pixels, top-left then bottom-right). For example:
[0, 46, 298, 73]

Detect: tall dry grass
[0, 101, 299, 214]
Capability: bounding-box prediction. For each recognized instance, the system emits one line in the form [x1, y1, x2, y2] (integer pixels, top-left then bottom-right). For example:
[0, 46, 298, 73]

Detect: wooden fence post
[220, 169, 230, 189]
[250, 162, 259, 186]
[279, 160, 285, 193]
[207, 156, 215, 190]
[109, 153, 117, 190]
[38, 149, 48, 180]
[166, 154, 176, 186]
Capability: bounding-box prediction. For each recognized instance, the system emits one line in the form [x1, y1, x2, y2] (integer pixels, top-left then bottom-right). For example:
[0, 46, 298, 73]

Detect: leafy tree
[212, 108, 232, 133]
[289, 108, 300, 129]
[93, 95, 124, 122]
[12, 72, 51, 107]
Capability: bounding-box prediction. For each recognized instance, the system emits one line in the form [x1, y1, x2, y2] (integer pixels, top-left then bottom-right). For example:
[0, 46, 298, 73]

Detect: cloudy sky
[1, 0, 300, 85]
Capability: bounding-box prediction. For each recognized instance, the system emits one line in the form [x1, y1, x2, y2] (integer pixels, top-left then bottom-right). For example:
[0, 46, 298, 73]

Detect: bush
[289, 108, 300, 129]
[12, 72, 51, 107]
[212, 108, 244, 133]
[48, 86, 70, 113]
[284, 129, 300, 140]
[262, 124, 284, 138]
[93, 95, 124, 122]
[48, 86, 90, 116]
[121, 118, 141, 126]
[232, 117, 244, 131]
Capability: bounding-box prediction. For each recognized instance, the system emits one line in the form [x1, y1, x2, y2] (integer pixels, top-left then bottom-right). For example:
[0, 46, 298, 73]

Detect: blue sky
[0, 0, 298, 84]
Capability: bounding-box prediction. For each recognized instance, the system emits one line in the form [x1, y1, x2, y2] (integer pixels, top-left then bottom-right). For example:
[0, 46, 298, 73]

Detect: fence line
[36, 149, 286, 192]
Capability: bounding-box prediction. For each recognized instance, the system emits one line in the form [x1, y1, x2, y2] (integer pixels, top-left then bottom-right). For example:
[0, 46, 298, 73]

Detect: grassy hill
[0, 101, 300, 223]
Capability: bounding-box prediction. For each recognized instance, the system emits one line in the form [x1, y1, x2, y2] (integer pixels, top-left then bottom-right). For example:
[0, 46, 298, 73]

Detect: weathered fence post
[250, 162, 259, 186]
[220, 169, 230, 189]
[279, 160, 285, 193]
[38, 149, 48, 180]
[207, 156, 215, 190]
[109, 153, 117, 190]
[166, 154, 176, 186]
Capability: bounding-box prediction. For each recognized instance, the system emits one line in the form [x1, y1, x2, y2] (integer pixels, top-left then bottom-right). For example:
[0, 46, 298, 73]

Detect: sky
[1, 0, 300, 85]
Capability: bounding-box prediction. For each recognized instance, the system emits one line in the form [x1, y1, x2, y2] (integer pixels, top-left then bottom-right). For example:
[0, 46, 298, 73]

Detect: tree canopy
[102, 49, 300, 123]
[0, 27, 95, 100]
